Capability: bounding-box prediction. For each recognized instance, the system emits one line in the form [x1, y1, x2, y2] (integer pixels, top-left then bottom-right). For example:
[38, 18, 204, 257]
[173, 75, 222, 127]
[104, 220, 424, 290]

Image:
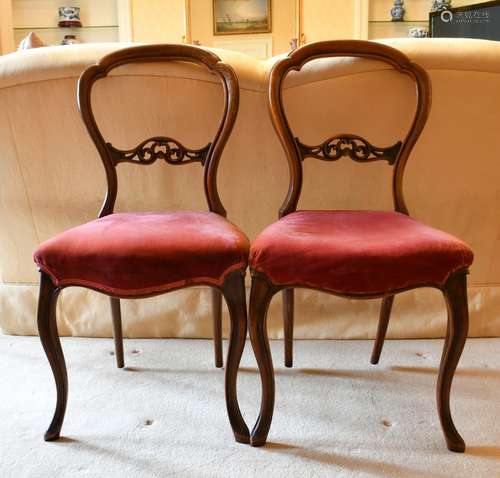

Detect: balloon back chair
[248, 40, 473, 451]
[33, 45, 249, 444]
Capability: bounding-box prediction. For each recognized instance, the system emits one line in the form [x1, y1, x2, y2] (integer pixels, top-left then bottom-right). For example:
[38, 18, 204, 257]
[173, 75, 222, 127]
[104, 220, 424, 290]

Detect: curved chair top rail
[77, 44, 239, 218]
[268, 40, 432, 217]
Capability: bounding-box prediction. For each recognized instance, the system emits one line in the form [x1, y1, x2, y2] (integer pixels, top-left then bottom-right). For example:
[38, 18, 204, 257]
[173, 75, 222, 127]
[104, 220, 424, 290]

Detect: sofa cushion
[18, 32, 45, 51]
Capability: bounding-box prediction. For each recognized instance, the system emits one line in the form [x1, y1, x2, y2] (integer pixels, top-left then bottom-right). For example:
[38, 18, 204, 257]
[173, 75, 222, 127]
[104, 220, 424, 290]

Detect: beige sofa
[1, 38, 499, 339]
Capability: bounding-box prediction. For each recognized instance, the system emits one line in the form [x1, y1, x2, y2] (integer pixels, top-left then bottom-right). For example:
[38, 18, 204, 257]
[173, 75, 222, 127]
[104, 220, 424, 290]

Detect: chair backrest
[268, 40, 431, 217]
[77, 44, 239, 218]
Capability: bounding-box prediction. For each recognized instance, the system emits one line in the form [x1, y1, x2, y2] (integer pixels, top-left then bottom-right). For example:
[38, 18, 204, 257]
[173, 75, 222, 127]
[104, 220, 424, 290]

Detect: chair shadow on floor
[240, 365, 500, 380]
[53, 437, 79, 444]
[248, 365, 500, 466]
[45, 435, 176, 475]
[123, 366, 220, 375]
[391, 366, 500, 379]
[238, 367, 389, 380]
[263, 443, 447, 478]
[465, 446, 500, 459]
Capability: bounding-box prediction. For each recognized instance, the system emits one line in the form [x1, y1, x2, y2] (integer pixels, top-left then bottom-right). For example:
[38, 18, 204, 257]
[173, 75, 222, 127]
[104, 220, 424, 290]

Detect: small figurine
[408, 27, 429, 38]
[431, 0, 452, 13]
[61, 34, 80, 45]
[391, 0, 405, 22]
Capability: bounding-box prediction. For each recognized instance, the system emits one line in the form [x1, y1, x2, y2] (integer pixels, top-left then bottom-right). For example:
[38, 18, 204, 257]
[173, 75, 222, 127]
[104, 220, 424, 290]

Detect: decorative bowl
[58, 7, 82, 28]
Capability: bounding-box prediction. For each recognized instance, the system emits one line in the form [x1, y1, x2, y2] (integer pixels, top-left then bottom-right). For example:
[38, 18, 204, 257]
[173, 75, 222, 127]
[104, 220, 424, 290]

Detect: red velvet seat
[250, 210, 473, 296]
[35, 211, 249, 297]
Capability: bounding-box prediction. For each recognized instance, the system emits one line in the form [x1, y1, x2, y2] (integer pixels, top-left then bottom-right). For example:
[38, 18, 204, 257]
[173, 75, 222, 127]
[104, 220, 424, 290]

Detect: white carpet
[1, 336, 499, 478]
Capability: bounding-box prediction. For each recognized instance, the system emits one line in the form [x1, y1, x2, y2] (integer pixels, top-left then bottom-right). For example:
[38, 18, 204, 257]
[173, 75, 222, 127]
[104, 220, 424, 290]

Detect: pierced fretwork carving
[296, 134, 402, 165]
[106, 137, 211, 166]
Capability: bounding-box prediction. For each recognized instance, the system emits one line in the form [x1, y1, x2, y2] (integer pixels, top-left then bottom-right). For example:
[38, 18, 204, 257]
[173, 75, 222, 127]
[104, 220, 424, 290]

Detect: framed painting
[213, 0, 272, 35]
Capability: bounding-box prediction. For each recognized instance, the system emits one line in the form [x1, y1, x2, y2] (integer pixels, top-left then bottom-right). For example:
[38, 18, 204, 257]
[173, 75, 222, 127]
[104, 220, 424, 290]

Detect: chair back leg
[438, 270, 469, 452]
[110, 297, 125, 368]
[371, 295, 395, 365]
[37, 272, 66, 441]
[212, 288, 223, 368]
[283, 288, 294, 368]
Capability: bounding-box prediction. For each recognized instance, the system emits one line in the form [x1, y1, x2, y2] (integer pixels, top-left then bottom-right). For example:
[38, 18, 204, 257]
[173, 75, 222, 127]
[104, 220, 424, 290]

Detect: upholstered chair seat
[35, 211, 249, 297]
[250, 210, 473, 296]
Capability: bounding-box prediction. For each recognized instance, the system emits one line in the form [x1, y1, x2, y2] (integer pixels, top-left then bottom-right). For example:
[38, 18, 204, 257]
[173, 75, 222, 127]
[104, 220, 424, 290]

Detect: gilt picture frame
[213, 0, 272, 35]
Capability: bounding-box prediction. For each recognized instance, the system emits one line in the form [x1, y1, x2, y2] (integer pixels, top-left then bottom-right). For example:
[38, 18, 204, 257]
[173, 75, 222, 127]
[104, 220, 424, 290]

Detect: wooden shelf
[14, 26, 119, 31]
[369, 20, 428, 39]
[369, 21, 428, 24]
[13, 27, 121, 47]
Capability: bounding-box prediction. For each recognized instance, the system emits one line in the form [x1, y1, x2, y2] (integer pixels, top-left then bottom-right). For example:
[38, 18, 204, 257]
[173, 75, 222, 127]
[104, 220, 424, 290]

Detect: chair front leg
[110, 297, 124, 368]
[220, 270, 250, 444]
[438, 270, 469, 452]
[212, 288, 223, 368]
[283, 288, 294, 368]
[249, 273, 276, 447]
[370, 295, 394, 365]
[37, 271, 66, 441]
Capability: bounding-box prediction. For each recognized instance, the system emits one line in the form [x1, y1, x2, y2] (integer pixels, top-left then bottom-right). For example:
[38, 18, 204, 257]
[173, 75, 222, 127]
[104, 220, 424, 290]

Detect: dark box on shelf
[430, 0, 500, 41]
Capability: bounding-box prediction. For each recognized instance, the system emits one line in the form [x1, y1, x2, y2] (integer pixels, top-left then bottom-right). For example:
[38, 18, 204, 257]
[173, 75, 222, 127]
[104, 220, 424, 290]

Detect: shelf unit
[367, 0, 430, 39]
[0, 0, 131, 54]
[0, 0, 481, 57]
[337, 0, 433, 41]
[365, 0, 476, 40]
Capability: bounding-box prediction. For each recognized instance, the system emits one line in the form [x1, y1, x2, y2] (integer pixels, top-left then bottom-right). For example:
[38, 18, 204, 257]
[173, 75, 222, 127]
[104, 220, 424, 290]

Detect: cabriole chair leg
[220, 270, 250, 443]
[249, 274, 276, 447]
[37, 271, 66, 441]
[370, 295, 395, 365]
[110, 297, 124, 368]
[438, 270, 469, 453]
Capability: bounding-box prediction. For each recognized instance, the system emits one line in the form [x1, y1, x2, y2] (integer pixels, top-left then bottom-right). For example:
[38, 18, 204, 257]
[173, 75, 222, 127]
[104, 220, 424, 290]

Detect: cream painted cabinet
[131, 0, 186, 44]
[300, 0, 367, 42]
[0, 0, 15, 53]
[0, 0, 489, 56]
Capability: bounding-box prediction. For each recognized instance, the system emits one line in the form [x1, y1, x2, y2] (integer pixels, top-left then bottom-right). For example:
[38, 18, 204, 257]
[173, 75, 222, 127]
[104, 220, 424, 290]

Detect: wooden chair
[248, 40, 473, 451]
[34, 45, 249, 444]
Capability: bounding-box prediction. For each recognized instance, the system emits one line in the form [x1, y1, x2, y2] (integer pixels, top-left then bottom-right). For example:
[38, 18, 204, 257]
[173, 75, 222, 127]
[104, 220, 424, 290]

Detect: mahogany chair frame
[249, 40, 469, 452]
[37, 44, 249, 444]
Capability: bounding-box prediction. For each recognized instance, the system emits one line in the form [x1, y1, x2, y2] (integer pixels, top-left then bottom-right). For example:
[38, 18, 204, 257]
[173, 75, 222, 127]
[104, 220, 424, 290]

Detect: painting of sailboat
[214, 0, 271, 35]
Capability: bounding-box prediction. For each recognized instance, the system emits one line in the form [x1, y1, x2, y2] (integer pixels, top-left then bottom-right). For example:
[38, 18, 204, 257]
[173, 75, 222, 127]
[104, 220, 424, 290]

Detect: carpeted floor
[1, 336, 499, 478]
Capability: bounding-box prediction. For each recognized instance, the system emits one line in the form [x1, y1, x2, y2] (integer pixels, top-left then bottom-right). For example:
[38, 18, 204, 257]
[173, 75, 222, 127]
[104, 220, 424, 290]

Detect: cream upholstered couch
[1, 38, 499, 339]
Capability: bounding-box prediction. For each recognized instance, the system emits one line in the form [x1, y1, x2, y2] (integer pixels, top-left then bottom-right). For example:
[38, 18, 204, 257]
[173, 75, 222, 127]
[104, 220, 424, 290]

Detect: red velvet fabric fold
[34, 211, 249, 297]
[250, 210, 473, 295]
